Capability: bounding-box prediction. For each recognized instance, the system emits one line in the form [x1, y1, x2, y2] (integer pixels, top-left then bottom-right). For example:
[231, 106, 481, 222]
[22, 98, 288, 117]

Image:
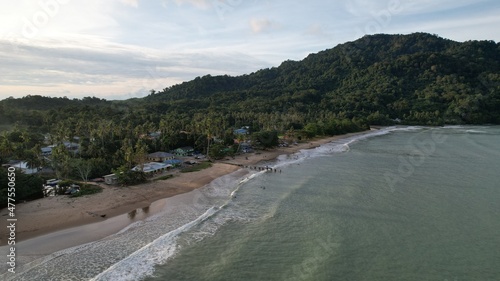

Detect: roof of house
[176, 146, 194, 151]
[164, 159, 182, 164]
[148, 151, 175, 158]
[11, 161, 38, 174]
[132, 162, 172, 173]
[63, 141, 79, 148]
[149, 132, 161, 138]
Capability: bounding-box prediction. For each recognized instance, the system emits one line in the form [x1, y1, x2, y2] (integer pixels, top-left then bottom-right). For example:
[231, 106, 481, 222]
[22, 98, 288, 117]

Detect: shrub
[70, 184, 103, 197]
[154, 174, 174, 181]
[181, 162, 212, 173]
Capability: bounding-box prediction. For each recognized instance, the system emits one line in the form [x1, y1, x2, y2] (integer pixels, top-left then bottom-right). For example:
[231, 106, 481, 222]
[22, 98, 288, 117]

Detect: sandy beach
[0, 130, 371, 247]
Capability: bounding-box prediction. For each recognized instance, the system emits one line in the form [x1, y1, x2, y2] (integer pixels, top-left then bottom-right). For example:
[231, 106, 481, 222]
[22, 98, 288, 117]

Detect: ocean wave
[268, 127, 409, 170]
[465, 129, 488, 134]
[91, 207, 220, 281]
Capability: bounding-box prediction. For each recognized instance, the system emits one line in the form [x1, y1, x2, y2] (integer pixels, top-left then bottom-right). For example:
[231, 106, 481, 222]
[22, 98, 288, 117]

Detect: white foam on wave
[91, 207, 220, 281]
[115, 220, 146, 235]
[465, 129, 488, 134]
[269, 127, 406, 170]
[83, 169, 261, 281]
[5, 169, 251, 281]
[438, 125, 493, 135]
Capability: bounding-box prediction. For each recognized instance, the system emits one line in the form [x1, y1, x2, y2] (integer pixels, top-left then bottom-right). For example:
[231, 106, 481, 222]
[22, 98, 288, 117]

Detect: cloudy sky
[1, 0, 499, 100]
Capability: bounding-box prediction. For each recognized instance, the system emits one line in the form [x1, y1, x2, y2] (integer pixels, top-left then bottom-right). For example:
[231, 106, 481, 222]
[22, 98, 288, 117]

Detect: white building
[131, 162, 172, 175]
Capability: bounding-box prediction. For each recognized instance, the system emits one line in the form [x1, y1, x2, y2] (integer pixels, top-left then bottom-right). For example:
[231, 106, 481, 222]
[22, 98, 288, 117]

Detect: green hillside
[143, 32, 500, 125]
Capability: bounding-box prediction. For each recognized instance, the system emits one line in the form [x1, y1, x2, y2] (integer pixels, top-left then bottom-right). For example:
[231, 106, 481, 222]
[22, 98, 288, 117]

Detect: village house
[164, 159, 182, 167]
[104, 174, 119, 185]
[41, 146, 52, 156]
[131, 162, 172, 175]
[2, 160, 38, 174]
[174, 146, 194, 157]
[147, 151, 175, 162]
[233, 126, 250, 135]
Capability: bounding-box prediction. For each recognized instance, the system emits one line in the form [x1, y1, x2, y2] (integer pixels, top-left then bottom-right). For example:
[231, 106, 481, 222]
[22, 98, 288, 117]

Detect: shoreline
[0, 129, 373, 249]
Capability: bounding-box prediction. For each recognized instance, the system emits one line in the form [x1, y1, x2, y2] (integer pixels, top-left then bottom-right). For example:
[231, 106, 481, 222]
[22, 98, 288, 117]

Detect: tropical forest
[1, 32, 499, 204]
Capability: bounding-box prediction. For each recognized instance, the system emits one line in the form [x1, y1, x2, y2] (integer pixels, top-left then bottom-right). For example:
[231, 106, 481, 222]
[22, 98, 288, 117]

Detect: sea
[4, 126, 500, 281]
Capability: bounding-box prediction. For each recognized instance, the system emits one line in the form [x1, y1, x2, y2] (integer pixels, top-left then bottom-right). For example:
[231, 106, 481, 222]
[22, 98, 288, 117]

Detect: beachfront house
[131, 162, 172, 175]
[2, 160, 39, 174]
[147, 152, 175, 162]
[104, 173, 119, 185]
[174, 146, 194, 157]
[239, 142, 254, 153]
[164, 159, 182, 167]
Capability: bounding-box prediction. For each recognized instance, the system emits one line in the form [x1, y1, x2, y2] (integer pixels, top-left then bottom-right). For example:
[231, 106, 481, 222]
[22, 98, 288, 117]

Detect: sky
[1, 0, 499, 100]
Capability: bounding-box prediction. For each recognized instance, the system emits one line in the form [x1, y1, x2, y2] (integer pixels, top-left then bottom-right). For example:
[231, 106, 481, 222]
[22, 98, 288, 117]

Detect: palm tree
[0, 132, 15, 159]
[20, 130, 31, 151]
[134, 140, 149, 172]
[236, 133, 245, 154]
[25, 145, 44, 173]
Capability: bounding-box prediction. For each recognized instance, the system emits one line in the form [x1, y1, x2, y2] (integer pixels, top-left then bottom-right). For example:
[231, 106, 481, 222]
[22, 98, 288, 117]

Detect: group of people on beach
[244, 165, 281, 173]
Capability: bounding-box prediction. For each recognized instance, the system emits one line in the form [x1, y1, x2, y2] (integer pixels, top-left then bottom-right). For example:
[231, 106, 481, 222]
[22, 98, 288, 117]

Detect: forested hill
[144, 32, 500, 124]
[1, 32, 500, 127]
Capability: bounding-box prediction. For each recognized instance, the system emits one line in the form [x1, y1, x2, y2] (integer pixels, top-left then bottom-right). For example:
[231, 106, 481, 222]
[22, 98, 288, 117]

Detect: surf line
[90, 206, 221, 281]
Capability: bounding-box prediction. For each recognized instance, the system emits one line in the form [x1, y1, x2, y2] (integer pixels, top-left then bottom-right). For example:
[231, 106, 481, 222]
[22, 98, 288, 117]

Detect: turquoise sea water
[5, 126, 500, 281]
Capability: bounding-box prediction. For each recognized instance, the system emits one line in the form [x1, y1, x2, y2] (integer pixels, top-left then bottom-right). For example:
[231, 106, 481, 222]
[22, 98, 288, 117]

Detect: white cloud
[120, 0, 139, 8]
[172, 0, 211, 9]
[249, 18, 279, 34]
[0, 36, 272, 99]
[1, 0, 499, 100]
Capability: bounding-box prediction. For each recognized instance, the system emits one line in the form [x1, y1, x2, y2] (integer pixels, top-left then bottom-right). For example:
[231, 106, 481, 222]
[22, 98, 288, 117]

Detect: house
[63, 141, 79, 154]
[147, 152, 175, 162]
[239, 142, 254, 153]
[140, 132, 162, 140]
[174, 146, 194, 156]
[148, 132, 161, 139]
[45, 142, 80, 154]
[41, 146, 52, 156]
[104, 174, 119, 185]
[131, 162, 172, 175]
[3, 160, 38, 174]
[164, 159, 182, 167]
[233, 127, 250, 135]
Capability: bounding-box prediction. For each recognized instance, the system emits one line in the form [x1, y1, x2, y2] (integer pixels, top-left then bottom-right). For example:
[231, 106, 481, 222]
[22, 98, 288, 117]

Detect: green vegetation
[181, 162, 212, 173]
[70, 184, 103, 198]
[0, 33, 498, 189]
[113, 167, 147, 186]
